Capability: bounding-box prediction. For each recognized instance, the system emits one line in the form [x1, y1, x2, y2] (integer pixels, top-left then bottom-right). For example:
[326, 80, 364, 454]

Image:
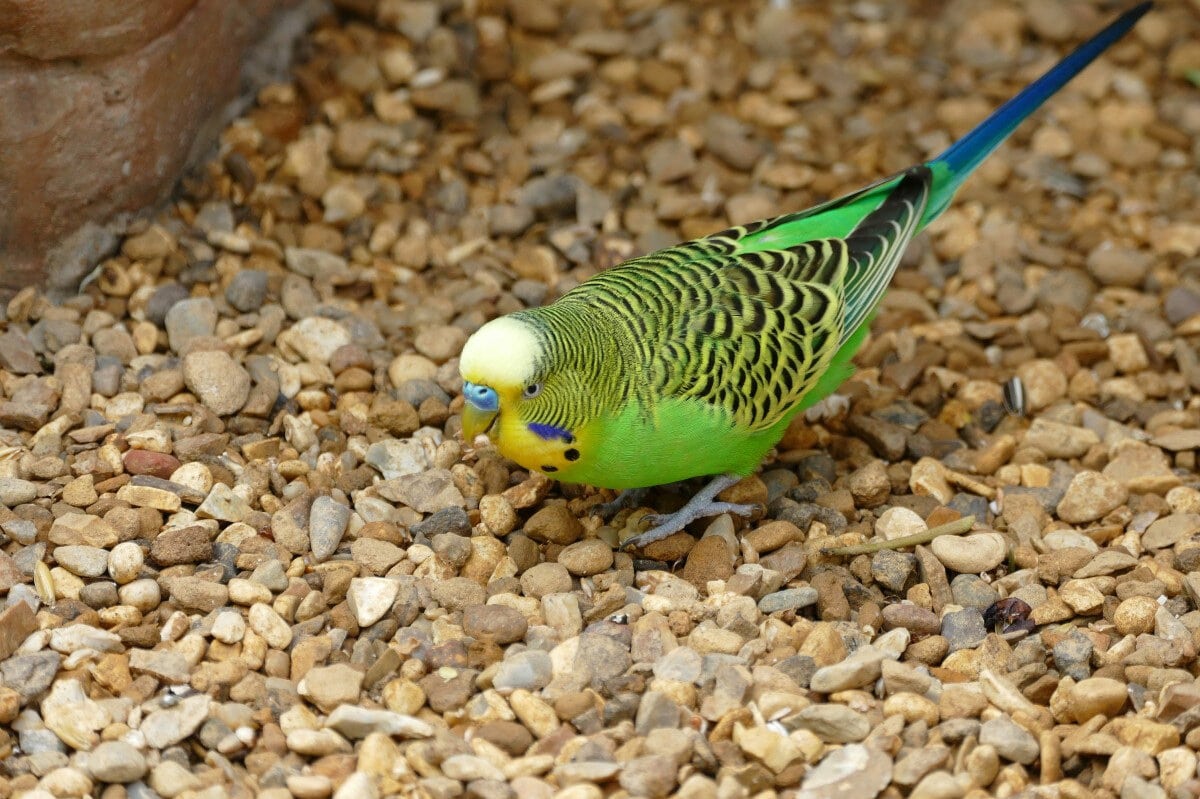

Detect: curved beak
[461, 402, 499, 443]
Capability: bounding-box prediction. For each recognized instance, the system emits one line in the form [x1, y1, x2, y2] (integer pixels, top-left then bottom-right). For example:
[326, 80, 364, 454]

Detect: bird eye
[523, 383, 543, 399]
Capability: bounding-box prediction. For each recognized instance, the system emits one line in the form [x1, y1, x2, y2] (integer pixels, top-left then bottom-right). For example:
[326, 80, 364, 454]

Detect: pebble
[463, 604, 528, 644]
[979, 716, 1039, 764]
[86, 740, 147, 783]
[309, 495, 351, 561]
[876, 507, 927, 540]
[1057, 471, 1128, 524]
[182, 350, 251, 415]
[929, 532, 1006, 574]
[1068, 677, 1129, 722]
[941, 608, 987, 652]
[557, 538, 613, 575]
[0, 477, 38, 506]
[347, 576, 400, 627]
[1114, 596, 1159, 635]
[520, 562, 572, 598]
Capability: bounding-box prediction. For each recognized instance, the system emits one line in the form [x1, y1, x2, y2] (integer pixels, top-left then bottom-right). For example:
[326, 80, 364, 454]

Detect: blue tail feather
[928, 2, 1151, 217]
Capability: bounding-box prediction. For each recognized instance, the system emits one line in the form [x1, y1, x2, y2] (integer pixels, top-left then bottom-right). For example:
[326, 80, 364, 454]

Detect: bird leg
[622, 473, 754, 550]
[593, 488, 651, 518]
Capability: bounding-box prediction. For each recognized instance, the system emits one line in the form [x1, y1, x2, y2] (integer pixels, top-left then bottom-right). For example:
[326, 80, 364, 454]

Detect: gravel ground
[3, 0, 1200, 797]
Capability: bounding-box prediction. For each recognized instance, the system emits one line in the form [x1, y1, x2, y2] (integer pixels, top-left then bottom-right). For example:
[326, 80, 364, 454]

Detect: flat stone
[309, 495, 352, 561]
[979, 716, 1039, 764]
[87, 740, 147, 783]
[141, 694, 211, 749]
[325, 705, 433, 739]
[0, 600, 39, 661]
[130, 648, 192, 684]
[0, 477, 38, 506]
[347, 577, 401, 627]
[376, 469, 465, 513]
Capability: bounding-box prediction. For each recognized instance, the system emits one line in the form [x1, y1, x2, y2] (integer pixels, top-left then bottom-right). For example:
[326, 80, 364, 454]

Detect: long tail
[925, 1, 1152, 220]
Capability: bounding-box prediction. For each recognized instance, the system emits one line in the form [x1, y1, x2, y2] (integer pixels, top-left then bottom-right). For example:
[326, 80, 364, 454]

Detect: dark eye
[523, 383, 543, 399]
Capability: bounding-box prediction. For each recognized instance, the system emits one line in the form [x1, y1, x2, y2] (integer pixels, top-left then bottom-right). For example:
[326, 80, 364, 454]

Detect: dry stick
[820, 515, 976, 556]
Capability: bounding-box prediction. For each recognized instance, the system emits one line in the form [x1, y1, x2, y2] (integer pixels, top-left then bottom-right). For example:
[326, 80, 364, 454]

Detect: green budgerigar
[460, 3, 1151, 548]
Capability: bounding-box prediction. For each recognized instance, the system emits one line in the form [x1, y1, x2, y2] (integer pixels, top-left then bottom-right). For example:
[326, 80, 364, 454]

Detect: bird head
[458, 315, 547, 444]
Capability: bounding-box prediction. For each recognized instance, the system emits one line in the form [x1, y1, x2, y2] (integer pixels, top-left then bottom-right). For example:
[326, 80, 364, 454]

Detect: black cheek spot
[564, 448, 580, 461]
[542, 465, 558, 473]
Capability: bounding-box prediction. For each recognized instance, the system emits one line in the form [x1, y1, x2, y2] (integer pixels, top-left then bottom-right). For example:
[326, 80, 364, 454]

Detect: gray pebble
[941, 607, 986, 652]
[225, 269, 269, 312]
[950, 574, 999, 610]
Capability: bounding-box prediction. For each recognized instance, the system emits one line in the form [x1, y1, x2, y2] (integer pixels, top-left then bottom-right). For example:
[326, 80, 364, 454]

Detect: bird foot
[593, 488, 650, 519]
[621, 473, 754, 550]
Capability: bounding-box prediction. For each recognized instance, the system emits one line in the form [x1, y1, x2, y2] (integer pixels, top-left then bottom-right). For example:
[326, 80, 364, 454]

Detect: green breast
[555, 397, 788, 490]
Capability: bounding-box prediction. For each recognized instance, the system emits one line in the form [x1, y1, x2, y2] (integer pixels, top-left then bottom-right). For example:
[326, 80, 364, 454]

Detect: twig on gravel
[821, 515, 976, 556]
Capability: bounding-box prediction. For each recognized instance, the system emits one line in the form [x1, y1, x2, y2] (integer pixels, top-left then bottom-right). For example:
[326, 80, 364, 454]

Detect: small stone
[1016, 360, 1068, 411]
[619, 754, 678, 798]
[493, 650, 553, 693]
[950, 574, 999, 609]
[1023, 418, 1100, 459]
[680, 534, 735, 587]
[758, 587, 818, 614]
[130, 648, 191, 684]
[810, 648, 885, 693]
[277, 315, 353, 363]
[376, 469, 465, 513]
[301, 663, 365, 712]
[1057, 471, 1128, 524]
[50, 514, 118, 547]
[53, 545, 109, 578]
[847, 460, 890, 507]
[211, 611, 246, 644]
[941, 608, 987, 652]
[557, 539, 613, 576]
[310, 495, 352, 561]
[249, 602, 293, 649]
[524, 504, 584, 545]
[1069, 677, 1128, 722]
[87, 740, 147, 783]
[872, 550, 917, 592]
[798, 743, 893, 799]
[743, 520, 801, 554]
[141, 694, 211, 749]
[347, 577, 401, 627]
[520, 562, 572, 599]
[882, 603, 941, 636]
[183, 350, 251, 415]
[150, 526, 213, 566]
[930, 533, 1006, 574]
[1087, 244, 1150, 288]
[1113, 596, 1158, 636]
[325, 705, 433, 739]
[910, 458, 954, 504]
[225, 269, 269, 312]
[429, 577, 486, 611]
[979, 716, 1039, 764]
[0, 477, 38, 506]
[164, 297, 217, 353]
[791, 704, 870, 743]
[1107, 333, 1150, 373]
[876, 507, 927, 540]
[463, 605, 528, 644]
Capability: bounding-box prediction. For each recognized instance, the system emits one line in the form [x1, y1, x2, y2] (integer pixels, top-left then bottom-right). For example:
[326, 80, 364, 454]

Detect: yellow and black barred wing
[552, 167, 931, 433]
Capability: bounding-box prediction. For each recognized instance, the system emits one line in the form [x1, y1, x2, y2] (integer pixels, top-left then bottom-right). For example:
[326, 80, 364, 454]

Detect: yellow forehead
[459, 316, 542, 387]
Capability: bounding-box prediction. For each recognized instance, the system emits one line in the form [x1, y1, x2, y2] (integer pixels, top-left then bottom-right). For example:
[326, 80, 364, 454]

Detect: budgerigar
[459, 3, 1151, 548]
